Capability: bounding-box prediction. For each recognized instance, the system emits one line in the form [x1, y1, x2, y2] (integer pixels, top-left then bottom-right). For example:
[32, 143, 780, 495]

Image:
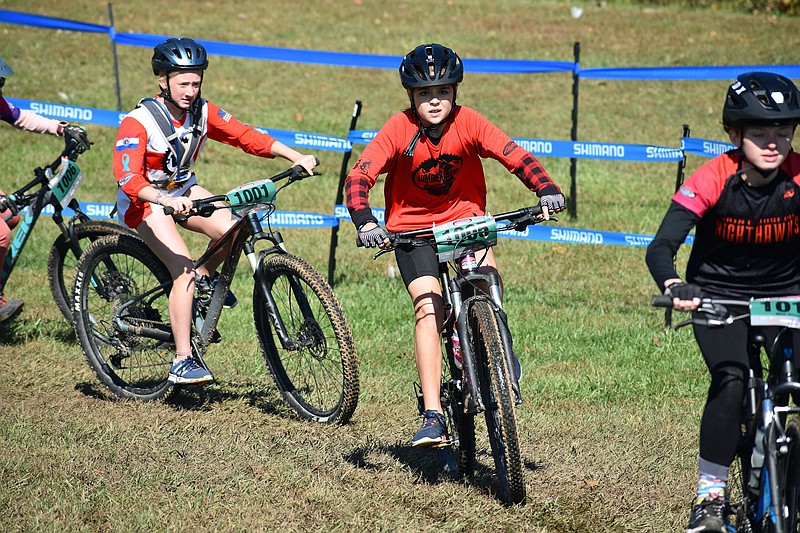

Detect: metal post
[327, 100, 362, 287]
[107, 3, 123, 111]
[675, 124, 690, 192]
[568, 42, 580, 219]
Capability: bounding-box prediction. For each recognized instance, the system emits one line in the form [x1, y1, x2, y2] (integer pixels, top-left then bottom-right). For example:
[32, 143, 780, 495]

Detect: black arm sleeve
[645, 201, 699, 290]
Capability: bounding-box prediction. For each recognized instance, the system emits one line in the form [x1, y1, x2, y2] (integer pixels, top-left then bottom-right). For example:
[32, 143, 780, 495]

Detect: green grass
[0, 1, 798, 531]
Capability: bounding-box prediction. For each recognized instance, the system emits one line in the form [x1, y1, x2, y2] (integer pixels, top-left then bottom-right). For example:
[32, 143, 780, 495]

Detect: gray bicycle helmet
[399, 43, 463, 89]
[723, 72, 800, 129]
[151, 37, 209, 75]
[0, 55, 13, 78]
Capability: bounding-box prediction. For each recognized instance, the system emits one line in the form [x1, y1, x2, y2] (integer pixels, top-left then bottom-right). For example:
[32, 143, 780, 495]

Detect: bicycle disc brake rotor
[295, 317, 327, 360]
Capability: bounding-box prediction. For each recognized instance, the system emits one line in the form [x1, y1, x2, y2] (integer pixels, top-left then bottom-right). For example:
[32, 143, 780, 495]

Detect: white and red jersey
[113, 97, 278, 228]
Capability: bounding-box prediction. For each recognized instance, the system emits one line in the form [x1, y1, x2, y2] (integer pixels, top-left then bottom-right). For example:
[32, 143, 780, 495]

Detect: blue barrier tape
[348, 131, 684, 161]
[682, 137, 735, 158]
[0, 9, 107, 33]
[580, 65, 800, 80]
[2, 10, 797, 79]
[332, 205, 693, 247]
[27, 202, 339, 228]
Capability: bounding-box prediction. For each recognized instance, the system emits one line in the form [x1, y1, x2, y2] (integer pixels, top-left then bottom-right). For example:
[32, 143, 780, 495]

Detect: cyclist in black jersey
[646, 72, 800, 533]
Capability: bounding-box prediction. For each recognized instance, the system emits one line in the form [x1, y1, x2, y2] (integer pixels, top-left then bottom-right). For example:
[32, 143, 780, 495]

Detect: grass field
[1, 1, 798, 531]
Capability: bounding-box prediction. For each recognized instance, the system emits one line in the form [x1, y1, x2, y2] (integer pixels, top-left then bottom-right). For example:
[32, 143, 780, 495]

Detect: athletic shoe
[686, 497, 725, 533]
[0, 294, 23, 323]
[412, 409, 447, 447]
[168, 357, 214, 385]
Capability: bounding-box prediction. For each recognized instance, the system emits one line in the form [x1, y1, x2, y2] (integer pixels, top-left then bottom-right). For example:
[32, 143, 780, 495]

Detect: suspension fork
[447, 272, 485, 414]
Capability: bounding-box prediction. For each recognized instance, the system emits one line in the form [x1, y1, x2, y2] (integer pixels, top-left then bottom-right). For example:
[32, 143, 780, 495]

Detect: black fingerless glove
[665, 282, 703, 301]
[358, 224, 389, 248]
[63, 125, 92, 154]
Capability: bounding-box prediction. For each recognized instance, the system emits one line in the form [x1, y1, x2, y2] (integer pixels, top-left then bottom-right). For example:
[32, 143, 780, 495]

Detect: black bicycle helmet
[151, 37, 209, 75]
[399, 43, 463, 89]
[723, 72, 800, 129]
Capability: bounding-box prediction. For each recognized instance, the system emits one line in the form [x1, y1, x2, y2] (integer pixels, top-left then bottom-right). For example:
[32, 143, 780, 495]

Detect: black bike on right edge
[365, 205, 554, 506]
[652, 295, 800, 532]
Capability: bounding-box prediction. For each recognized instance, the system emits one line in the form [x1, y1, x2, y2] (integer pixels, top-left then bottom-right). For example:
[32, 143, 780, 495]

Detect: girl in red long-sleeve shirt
[346, 43, 565, 446]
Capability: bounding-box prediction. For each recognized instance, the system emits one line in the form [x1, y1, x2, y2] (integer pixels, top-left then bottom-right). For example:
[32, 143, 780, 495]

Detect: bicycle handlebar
[163, 159, 321, 217]
[356, 205, 552, 256]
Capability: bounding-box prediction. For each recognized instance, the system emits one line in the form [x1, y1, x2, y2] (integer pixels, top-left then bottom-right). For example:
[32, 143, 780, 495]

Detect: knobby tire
[73, 234, 175, 402]
[469, 299, 525, 506]
[784, 417, 800, 532]
[253, 254, 359, 424]
[47, 220, 137, 324]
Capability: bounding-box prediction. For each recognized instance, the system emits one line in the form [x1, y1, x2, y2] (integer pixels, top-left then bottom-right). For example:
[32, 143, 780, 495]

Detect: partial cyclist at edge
[112, 37, 318, 386]
[0, 54, 90, 323]
[645, 72, 800, 533]
[346, 43, 565, 447]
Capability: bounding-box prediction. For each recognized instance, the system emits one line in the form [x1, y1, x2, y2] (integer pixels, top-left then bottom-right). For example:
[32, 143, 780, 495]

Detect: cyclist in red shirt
[646, 72, 800, 533]
[0, 55, 89, 323]
[346, 43, 565, 447]
[113, 37, 317, 385]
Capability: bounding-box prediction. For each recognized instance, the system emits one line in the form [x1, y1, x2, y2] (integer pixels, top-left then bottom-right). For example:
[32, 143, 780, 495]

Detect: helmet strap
[403, 88, 457, 157]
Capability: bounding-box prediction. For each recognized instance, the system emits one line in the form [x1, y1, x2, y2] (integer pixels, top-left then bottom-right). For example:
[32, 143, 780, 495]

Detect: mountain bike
[365, 205, 554, 506]
[652, 295, 800, 532]
[72, 162, 360, 424]
[0, 139, 136, 324]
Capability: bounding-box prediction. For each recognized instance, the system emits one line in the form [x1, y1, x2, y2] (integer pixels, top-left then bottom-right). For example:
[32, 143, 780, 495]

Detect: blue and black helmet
[151, 37, 209, 75]
[399, 43, 463, 90]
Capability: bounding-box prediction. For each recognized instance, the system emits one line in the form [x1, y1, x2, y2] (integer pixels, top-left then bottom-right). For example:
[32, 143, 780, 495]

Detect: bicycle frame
[111, 207, 308, 356]
[1, 147, 91, 293]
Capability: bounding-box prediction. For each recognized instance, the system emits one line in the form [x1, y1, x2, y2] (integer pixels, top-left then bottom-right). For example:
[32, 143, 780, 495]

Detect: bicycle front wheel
[48, 220, 138, 324]
[73, 234, 175, 402]
[253, 254, 359, 423]
[469, 298, 525, 506]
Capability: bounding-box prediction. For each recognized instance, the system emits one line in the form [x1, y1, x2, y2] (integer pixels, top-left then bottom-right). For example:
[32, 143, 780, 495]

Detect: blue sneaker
[168, 357, 213, 385]
[412, 410, 447, 447]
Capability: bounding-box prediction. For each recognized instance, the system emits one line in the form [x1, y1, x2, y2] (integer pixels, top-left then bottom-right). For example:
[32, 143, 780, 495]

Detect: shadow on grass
[74, 378, 285, 418]
[0, 316, 75, 345]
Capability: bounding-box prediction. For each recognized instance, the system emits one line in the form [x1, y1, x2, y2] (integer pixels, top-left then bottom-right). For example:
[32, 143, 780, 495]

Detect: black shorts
[394, 243, 440, 287]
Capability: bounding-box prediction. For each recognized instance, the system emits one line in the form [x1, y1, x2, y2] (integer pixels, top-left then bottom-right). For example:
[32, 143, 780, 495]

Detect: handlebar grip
[651, 295, 674, 307]
[163, 206, 174, 216]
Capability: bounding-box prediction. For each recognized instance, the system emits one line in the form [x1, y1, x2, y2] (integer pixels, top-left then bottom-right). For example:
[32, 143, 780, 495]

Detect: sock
[695, 473, 725, 504]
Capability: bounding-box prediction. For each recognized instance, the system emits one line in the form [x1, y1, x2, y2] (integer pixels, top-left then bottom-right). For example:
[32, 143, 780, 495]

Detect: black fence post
[568, 41, 580, 219]
[675, 123, 690, 192]
[107, 3, 122, 111]
[327, 100, 362, 288]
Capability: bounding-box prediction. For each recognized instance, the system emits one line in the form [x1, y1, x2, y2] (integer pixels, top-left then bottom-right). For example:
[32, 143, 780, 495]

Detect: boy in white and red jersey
[0, 55, 89, 323]
[113, 37, 317, 385]
[346, 43, 565, 447]
[646, 72, 800, 533]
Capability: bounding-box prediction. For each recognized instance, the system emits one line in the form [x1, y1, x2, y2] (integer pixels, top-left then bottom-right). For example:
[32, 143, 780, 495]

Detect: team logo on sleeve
[679, 186, 696, 198]
[503, 141, 519, 156]
[412, 155, 463, 196]
[115, 137, 139, 151]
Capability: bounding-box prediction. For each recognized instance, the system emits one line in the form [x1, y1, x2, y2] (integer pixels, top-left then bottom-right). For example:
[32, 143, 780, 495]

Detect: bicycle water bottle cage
[225, 179, 277, 215]
[432, 215, 497, 263]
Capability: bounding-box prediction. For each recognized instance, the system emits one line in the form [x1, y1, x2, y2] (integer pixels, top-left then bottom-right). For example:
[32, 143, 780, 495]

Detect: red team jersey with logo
[345, 106, 559, 232]
[672, 150, 800, 296]
[113, 98, 277, 228]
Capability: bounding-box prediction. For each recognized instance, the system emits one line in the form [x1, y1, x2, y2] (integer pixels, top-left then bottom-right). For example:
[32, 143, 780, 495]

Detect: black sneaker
[412, 409, 447, 447]
[195, 272, 238, 309]
[686, 497, 725, 533]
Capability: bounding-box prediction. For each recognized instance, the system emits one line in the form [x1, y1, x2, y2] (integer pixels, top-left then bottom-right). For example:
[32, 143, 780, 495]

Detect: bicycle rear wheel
[253, 253, 359, 423]
[48, 220, 138, 324]
[784, 417, 800, 532]
[73, 234, 175, 402]
[725, 419, 756, 532]
[468, 298, 525, 506]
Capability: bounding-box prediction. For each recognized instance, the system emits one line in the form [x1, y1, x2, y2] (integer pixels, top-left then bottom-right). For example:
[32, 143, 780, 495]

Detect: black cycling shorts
[394, 243, 439, 287]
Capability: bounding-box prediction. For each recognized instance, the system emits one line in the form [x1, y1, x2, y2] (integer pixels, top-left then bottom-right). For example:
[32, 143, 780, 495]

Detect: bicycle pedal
[432, 438, 454, 448]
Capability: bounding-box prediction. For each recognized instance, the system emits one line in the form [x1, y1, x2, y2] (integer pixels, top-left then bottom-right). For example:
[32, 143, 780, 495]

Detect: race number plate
[750, 297, 800, 329]
[433, 216, 497, 263]
[48, 157, 84, 209]
[226, 179, 277, 213]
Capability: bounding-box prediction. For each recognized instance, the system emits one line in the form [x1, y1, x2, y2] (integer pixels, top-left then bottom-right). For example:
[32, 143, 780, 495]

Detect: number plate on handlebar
[750, 297, 800, 329]
[225, 179, 277, 213]
[433, 216, 497, 263]
[48, 156, 84, 209]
